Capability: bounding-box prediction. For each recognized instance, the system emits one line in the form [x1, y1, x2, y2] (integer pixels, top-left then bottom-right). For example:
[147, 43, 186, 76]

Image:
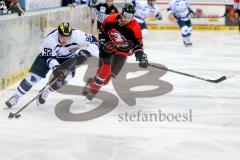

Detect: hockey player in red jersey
[83, 3, 149, 100]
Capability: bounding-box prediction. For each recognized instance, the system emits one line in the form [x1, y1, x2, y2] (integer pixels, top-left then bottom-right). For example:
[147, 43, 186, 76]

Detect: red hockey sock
[90, 64, 111, 93]
[103, 75, 111, 85]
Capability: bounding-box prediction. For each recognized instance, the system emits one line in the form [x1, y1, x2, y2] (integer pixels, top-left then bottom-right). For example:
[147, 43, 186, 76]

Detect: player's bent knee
[181, 26, 189, 36]
[18, 73, 42, 93]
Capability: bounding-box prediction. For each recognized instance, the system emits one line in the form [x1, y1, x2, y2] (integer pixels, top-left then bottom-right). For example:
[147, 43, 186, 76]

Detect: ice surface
[0, 30, 240, 160]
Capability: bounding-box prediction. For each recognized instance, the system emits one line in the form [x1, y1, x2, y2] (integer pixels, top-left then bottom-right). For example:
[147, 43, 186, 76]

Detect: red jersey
[100, 13, 144, 56]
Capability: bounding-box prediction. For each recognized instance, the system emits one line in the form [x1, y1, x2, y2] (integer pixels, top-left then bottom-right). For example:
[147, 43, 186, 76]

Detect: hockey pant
[89, 54, 127, 94]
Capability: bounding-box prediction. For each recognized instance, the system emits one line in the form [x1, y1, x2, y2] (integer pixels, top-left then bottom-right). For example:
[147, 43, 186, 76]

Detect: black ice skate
[37, 87, 50, 105]
[183, 38, 193, 47]
[82, 78, 96, 100]
[5, 95, 19, 108]
[184, 41, 193, 47]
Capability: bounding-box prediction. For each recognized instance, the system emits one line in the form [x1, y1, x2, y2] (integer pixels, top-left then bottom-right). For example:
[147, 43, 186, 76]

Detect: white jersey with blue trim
[167, 0, 191, 21]
[39, 29, 98, 59]
[234, 0, 240, 10]
[134, 0, 161, 23]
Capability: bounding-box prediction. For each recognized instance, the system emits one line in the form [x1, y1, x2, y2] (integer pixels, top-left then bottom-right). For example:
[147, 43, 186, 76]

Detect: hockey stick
[8, 57, 80, 119]
[149, 64, 227, 83]
[191, 9, 229, 19]
[8, 76, 64, 119]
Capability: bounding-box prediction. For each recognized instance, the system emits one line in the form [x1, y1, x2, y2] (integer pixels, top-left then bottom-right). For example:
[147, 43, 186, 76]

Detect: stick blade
[207, 76, 227, 83]
[15, 114, 21, 119]
[8, 112, 15, 119]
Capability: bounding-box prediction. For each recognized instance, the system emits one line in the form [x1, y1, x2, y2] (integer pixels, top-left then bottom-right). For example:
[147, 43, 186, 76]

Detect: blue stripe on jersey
[65, 43, 79, 47]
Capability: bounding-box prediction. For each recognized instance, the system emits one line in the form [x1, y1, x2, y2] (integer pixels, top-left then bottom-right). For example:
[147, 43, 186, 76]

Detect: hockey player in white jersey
[133, 0, 162, 37]
[91, 0, 118, 34]
[5, 22, 99, 108]
[167, 0, 194, 46]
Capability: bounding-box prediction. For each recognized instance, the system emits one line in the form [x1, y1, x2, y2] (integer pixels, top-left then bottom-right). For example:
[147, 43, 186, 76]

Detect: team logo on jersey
[108, 29, 127, 47]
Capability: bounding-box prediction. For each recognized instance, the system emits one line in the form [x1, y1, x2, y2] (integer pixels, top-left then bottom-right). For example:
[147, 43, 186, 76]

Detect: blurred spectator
[5, 0, 24, 16]
[75, 0, 97, 6]
[92, 0, 118, 30]
[62, 0, 76, 8]
[0, 0, 8, 14]
[75, 0, 85, 5]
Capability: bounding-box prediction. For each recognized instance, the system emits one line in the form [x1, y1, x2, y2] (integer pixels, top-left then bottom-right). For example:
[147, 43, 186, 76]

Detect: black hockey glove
[99, 38, 106, 46]
[135, 51, 149, 68]
[138, 54, 149, 68]
[173, 12, 181, 20]
[78, 49, 92, 58]
[188, 8, 195, 16]
[235, 9, 240, 16]
[52, 65, 65, 80]
[76, 49, 92, 65]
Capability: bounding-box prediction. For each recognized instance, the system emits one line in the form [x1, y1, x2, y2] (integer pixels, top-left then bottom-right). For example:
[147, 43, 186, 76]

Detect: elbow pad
[47, 58, 59, 69]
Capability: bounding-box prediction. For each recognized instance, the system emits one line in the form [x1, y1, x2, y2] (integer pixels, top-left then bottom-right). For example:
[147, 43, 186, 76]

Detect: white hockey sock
[41, 87, 53, 100]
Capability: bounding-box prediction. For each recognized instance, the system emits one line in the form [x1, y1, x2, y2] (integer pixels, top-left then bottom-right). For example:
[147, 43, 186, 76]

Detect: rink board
[0, 6, 91, 90]
[148, 25, 239, 31]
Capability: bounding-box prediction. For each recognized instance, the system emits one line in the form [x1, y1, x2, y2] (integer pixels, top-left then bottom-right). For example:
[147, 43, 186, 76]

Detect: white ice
[0, 30, 240, 160]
